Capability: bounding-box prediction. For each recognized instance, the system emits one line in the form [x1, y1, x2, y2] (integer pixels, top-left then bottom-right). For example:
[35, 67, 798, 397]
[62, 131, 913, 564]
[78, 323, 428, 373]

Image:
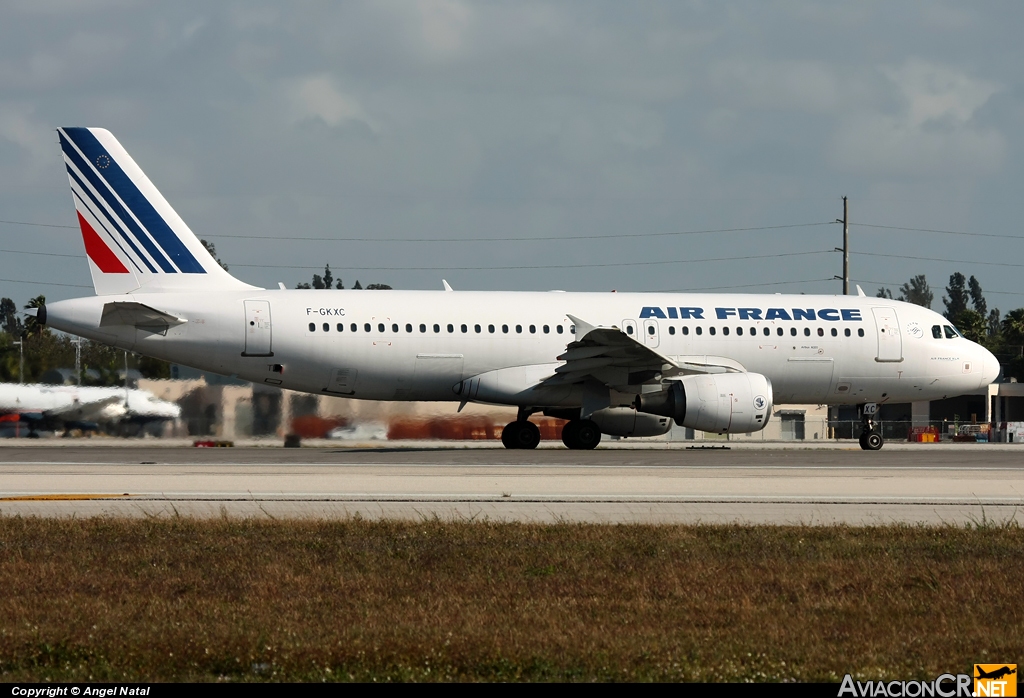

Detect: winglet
[566, 314, 596, 339]
[856, 284, 866, 297]
[442, 279, 454, 291]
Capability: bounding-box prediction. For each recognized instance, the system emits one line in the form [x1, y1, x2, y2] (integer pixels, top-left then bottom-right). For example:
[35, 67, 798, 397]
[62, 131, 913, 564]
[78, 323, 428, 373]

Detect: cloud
[0, 103, 57, 177]
[831, 59, 1005, 176]
[286, 75, 377, 132]
[709, 59, 842, 114]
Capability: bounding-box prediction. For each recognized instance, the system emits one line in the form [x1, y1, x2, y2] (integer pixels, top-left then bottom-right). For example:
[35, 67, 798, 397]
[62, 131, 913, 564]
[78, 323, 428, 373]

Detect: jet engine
[634, 373, 772, 434]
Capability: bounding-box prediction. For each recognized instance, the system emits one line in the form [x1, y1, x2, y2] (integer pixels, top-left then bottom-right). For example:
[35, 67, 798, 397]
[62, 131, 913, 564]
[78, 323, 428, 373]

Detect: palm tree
[1001, 308, 1024, 357]
[23, 296, 46, 338]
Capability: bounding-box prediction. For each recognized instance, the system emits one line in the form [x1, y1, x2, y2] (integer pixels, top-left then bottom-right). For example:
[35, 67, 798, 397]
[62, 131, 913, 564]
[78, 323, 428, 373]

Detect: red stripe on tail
[77, 211, 129, 273]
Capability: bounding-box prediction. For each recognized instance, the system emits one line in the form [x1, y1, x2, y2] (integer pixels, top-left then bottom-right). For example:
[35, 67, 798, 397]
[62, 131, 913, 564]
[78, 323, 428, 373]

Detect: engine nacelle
[635, 373, 773, 434]
[589, 407, 672, 437]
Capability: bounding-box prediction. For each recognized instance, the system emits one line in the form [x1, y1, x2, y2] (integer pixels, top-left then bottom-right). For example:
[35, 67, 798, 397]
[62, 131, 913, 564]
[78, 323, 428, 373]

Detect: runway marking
[0, 493, 133, 501]
[5, 462, 1024, 472]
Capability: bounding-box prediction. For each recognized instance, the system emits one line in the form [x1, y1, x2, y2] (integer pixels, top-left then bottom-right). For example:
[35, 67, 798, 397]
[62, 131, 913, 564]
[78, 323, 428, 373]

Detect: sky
[1, 0, 1023, 312]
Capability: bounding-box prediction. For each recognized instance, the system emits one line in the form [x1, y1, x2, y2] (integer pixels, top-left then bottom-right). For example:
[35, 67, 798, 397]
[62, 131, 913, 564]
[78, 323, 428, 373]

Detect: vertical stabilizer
[58, 127, 259, 295]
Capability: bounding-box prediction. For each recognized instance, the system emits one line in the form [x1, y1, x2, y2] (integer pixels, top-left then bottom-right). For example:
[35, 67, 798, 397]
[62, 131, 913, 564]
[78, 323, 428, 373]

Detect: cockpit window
[943, 325, 959, 339]
[932, 325, 942, 339]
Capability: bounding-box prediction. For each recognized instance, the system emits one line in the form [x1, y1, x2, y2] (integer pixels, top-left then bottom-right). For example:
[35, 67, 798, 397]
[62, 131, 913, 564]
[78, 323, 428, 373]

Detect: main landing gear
[561, 419, 601, 450]
[858, 403, 884, 451]
[499, 410, 604, 450]
[501, 419, 541, 449]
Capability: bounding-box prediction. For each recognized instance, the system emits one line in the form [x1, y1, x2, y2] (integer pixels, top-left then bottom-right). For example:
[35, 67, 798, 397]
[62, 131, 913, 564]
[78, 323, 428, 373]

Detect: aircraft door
[621, 319, 638, 340]
[642, 319, 660, 348]
[871, 307, 903, 362]
[243, 300, 273, 356]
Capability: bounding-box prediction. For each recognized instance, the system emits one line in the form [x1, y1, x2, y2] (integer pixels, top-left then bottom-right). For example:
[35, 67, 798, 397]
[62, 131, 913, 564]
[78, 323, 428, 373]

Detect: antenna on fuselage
[442, 280, 454, 291]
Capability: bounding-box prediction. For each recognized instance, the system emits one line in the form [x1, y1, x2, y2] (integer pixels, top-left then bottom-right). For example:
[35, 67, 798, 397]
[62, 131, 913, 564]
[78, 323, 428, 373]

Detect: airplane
[975, 666, 1017, 681]
[0, 382, 181, 436]
[36, 127, 1000, 450]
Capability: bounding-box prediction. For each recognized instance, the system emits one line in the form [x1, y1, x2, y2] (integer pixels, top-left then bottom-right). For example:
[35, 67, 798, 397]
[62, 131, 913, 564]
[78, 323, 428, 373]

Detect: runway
[1, 444, 1022, 525]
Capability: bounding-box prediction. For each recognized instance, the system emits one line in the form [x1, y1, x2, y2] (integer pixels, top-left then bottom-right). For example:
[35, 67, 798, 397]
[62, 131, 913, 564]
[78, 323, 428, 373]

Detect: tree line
[877, 273, 1024, 378]
[0, 295, 169, 385]
[295, 264, 391, 290]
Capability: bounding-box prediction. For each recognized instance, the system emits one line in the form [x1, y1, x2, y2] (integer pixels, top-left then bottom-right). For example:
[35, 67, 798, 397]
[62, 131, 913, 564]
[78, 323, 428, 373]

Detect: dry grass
[0, 516, 1020, 682]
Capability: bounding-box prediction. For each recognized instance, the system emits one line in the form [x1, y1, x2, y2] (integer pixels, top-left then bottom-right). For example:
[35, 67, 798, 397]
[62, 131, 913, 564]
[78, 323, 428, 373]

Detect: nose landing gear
[858, 403, 884, 450]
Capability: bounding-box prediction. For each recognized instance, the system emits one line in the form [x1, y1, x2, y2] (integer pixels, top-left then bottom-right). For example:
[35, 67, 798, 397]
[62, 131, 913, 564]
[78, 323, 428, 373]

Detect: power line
[0, 277, 92, 288]
[853, 251, 1024, 269]
[857, 223, 1024, 241]
[0, 219, 76, 229]
[859, 280, 1024, 299]
[656, 278, 836, 292]
[228, 249, 833, 272]
[0, 216, 834, 242]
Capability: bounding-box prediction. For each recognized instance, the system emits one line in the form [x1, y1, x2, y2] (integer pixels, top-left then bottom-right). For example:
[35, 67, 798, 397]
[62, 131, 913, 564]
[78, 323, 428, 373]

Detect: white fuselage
[44, 290, 999, 409]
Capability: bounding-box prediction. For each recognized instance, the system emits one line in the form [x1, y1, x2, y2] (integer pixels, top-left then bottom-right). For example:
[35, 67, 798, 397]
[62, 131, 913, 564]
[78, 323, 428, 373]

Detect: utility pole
[13, 340, 23, 383]
[71, 337, 82, 385]
[834, 196, 849, 295]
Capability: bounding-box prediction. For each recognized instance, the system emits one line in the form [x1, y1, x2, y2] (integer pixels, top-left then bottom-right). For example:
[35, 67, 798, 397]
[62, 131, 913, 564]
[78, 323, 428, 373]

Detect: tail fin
[58, 127, 258, 295]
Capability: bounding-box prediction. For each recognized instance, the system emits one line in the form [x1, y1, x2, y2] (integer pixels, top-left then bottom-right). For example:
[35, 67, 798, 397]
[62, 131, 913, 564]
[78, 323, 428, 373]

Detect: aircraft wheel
[561, 420, 579, 448]
[864, 431, 884, 451]
[574, 420, 601, 450]
[561, 420, 601, 450]
[858, 432, 868, 450]
[502, 421, 541, 450]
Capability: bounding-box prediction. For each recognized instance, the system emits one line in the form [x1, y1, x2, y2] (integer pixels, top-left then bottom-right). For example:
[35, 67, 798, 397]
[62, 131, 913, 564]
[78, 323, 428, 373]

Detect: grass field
[0, 517, 1020, 682]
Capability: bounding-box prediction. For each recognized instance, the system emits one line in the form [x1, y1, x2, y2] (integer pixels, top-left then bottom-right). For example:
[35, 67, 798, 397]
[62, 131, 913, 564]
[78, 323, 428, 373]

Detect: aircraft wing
[541, 314, 744, 391]
[45, 395, 126, 422]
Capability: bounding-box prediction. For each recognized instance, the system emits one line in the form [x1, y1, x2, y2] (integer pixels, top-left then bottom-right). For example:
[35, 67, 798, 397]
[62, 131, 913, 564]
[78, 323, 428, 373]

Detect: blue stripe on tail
[60, 128, 207, 274]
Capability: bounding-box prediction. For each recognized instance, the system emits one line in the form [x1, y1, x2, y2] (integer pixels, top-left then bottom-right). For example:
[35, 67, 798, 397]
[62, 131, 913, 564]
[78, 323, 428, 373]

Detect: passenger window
[683, 326, 689, 335]
[309, 323, 316, 332]
[722, 327, 729, 336]
[378, 323, 385, 333]
[709, 327, 716, 336]
[447, 324, 454, 333]
[648, 325, 655, 335]
[932, 325, 942, 339]
[736, 327, 742, 336]
[364, 323, 371, 332]
[419, 323, 426, 333]
[543, 325, 550, 334]
[556, 325, 563, 334]
[944, 325, 958, 339]
[669, 326, 676, 335]
[790, 328, 797, 337]
[475, 324, 481, 333]
[460, 324, 467, 333]
[626, 326, 634, 335]
[489, 324, 495, 333]
[763, 327, 769, 337]
[392, 323, 399, 333]
[406, 323, 412, 333]
[516, 325, 523, 334]
[323, 323, 329, 332]
[830, 328, 837, 337]
[695, 326, 702, 336]
[433, 324, 440, 333]
[337, 323, 344, 332]
[817, 328, 824, 337]
[844, 328, 851, 337]
[529, 325, 536, 334]
[858, 328, 865, 337]
[502, 324, 509, 334]
[777, 327, 783, 336]
[351, 323, 357, 332]
[804, 328, 811, 337]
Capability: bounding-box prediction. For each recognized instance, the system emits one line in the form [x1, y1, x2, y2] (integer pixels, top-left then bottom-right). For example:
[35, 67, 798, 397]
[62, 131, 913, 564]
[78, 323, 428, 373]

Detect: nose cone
[979, 346, 1001, 386]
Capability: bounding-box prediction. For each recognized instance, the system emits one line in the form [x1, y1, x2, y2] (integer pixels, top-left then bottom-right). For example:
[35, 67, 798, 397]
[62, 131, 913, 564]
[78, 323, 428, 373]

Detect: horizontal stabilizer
[100, 301, 185, 332]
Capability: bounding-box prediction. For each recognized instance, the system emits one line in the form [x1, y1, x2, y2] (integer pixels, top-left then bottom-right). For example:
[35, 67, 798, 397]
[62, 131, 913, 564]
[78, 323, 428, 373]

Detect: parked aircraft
[0, 382, 181, 435]
[38, 128, 1000, 449]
